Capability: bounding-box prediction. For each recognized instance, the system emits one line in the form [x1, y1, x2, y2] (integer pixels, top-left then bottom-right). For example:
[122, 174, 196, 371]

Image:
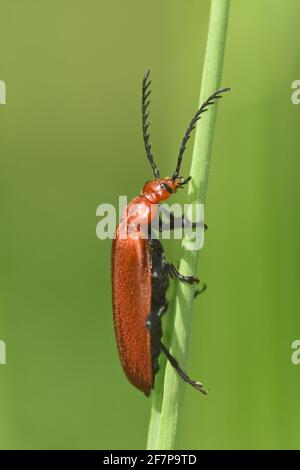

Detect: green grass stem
[147, 0, 231, 450]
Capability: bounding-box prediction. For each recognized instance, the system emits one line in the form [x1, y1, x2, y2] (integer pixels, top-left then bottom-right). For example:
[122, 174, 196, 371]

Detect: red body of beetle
[112, 178, 183, 395]
[112, 70, 230, 395]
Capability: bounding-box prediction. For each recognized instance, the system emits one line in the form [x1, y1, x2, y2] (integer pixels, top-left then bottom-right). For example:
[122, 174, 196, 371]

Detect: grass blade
[147, 0, 231, 450]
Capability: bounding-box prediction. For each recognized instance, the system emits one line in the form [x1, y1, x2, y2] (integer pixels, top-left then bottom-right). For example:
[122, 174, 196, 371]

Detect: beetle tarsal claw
[194, 382, 208, 395]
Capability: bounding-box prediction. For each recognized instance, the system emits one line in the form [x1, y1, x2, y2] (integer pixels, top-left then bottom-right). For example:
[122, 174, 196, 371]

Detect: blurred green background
[0, 0, 300, 450]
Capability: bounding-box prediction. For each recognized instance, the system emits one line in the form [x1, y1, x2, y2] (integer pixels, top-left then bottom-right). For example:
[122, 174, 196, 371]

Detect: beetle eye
[160, 183, 173, 194]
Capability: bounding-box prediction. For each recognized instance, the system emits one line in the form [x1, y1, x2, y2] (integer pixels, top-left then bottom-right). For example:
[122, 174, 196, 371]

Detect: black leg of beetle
[194, 283, 207, 298]
[157, 302, 168, 317]
[167, 262, 199, 285]
[160, 341, 208, 395]
[158, 213, 207, 232]
[158, 213, 184, 232]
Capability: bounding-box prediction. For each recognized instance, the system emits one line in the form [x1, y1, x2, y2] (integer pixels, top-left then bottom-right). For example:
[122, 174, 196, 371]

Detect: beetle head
[141, 176, 191, 204]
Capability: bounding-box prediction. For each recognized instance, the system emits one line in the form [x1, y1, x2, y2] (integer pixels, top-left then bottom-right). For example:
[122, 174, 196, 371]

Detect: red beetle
[112, 70, 230, 396]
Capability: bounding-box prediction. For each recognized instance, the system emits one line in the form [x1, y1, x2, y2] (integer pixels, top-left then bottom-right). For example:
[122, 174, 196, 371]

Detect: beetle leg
[166, 263, 199, 285]
[160, 341, 208, 395]
[158, 213, 207, 232]
[157, 302, 168, 317]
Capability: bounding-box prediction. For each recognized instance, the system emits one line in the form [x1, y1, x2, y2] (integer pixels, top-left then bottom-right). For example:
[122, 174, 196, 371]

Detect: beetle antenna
[172, 87, 231, 181]
[142, 69, 160, 179]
